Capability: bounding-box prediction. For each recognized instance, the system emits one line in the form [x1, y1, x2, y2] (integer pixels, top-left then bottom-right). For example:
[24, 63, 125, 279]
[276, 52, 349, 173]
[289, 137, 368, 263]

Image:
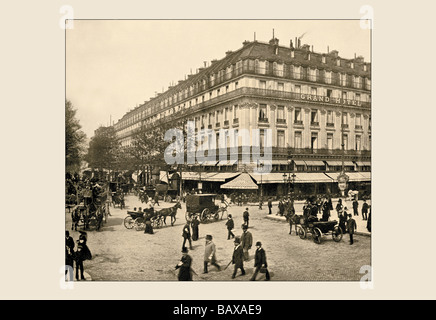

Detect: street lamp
[257, 160, 264, 208]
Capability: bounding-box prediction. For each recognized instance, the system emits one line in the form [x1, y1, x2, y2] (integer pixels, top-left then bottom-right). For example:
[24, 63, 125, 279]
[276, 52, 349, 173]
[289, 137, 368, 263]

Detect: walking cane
[223, 260, 232, 271]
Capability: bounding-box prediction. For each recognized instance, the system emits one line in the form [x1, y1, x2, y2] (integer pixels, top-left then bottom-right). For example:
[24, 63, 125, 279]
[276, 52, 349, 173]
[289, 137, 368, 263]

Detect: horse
[157, 201, 182, 226]
[287, 213, 304, 235]
[112, 192, 125, 209]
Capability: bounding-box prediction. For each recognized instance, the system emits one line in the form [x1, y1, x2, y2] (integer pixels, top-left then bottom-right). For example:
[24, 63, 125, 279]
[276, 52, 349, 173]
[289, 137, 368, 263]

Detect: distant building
[113, 37, 371, 197]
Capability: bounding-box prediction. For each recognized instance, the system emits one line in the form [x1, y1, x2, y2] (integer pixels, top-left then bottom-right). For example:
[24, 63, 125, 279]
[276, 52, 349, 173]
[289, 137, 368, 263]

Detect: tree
[65, 100, 87, 173]
[84, 126, 120, 180]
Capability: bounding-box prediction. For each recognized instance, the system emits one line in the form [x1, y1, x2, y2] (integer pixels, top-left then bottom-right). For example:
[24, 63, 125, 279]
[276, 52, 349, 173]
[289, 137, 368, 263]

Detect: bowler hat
[206, 235, 212, 240]
[256, 241, 262, 246]
[234, 237, 241, 244]
[241, 224, 248, 229]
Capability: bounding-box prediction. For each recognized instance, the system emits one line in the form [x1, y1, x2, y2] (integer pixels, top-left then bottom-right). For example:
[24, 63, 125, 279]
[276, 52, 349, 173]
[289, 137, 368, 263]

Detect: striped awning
[355, 161, 371, 167]
[220, 173, 258, 190]
[325, 160, 355, 166]
[325, 172, 371, 182]
[304, 160, 326, 166]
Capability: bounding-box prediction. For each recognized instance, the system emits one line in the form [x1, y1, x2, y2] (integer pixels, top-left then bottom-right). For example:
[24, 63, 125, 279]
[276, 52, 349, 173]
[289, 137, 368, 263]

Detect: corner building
[113, 37, 371, 198]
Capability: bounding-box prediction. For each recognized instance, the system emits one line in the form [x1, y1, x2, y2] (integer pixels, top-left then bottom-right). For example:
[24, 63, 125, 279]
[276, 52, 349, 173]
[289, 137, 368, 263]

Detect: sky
[66, 20, 371, 139]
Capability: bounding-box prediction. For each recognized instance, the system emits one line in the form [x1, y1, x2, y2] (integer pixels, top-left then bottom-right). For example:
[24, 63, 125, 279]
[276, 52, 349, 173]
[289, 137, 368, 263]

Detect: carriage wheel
[332, 226, 343, 242]
[124, 216, 134, 229]
[312, 227, 322, 244]
[297, 226, 306, 239]
[201, 209, 210, 222]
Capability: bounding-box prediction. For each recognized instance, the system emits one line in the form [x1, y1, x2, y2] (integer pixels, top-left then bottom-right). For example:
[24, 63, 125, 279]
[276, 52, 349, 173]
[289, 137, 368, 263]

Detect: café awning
[293, 172, 334, 183]
[217, 159, 238, 166]
[325, 172, 371, 182]
[325, 160, 355, 166]
[355, 161, 371, 167]
[304, 160, 326, 166]
[220, 173, 258, 190]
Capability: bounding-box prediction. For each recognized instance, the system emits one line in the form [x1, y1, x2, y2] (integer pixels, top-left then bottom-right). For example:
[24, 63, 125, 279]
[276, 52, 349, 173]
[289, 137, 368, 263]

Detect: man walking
[243, 207, 250, 228]
[267, 198, 272, 215]
[175, 247, 193, 281]
[241, 224, 253, 261]
[225, 214, 235, 240]
[182, 222, 193, 250]
[362, 199, 369, 220]
[346, 214, 357, 245]
[250, 241, 270, 281]
[352, 198, 359, 216]
[231, 237, 245, 279]
[65, 231, 75, 280]
[191, 215, 200, 241]
[203, 235, 221, 273]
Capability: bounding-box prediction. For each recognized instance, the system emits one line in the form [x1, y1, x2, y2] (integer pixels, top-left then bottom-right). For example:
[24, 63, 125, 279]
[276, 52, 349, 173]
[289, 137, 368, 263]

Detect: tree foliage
[84, 126, 120, 174]
[65, 100, 86, 173]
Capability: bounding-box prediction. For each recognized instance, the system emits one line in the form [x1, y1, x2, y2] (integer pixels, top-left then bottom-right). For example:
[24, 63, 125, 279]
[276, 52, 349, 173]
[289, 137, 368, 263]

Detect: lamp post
[257, 160, 264, 209]
[337, 122, 349, 201]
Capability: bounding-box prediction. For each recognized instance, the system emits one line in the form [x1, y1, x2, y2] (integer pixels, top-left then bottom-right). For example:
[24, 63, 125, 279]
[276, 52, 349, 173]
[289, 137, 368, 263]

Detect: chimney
[226, 50, 233, 56]
[290, 39, 293, 48]
[243, 40, 250, 46]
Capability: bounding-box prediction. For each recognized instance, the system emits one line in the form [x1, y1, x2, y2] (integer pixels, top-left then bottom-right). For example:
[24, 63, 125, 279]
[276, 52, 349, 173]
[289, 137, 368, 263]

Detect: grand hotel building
[113, 37, 371, 197]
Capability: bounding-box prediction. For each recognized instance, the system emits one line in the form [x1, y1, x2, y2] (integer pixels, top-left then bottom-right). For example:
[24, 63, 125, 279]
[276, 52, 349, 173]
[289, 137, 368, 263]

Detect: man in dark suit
[240, 224, 253, 261]
[352, 199, 359, 216]
[191, 216, 200, 241]
[182, 222, 193, 250]
[361, 200, 369, 220]
[243, 208, 250, 227]
[267, 198, 272, 215]
[65, 231, 75, 279]
[231, 237, 245, 279]
[175, 247, 193, 281]
[250, 241, 270, 281]
[346, 214, 357, 245]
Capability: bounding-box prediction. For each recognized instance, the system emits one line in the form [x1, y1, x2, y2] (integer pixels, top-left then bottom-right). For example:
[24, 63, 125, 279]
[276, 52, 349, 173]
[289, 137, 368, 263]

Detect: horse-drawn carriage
[71, 186, 108, 231]
[123, 201, 182, 231]
[185, 194, 226, 223]
[295, 215, 343, 244]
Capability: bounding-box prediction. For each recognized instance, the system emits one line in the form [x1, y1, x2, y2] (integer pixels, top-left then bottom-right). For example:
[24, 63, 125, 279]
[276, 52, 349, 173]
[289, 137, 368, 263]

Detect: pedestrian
[243, 207, 250, 228]
[339, 209, 348, 234]
[175, 247, 193, 281]
[144, 216, 154, 234]
[203, 235, 221, 273]
[366, 205, 371, 232]
[231, 236, 245, 279]
[74, 236, 92, 281]
[362, 200, 369, 220]
[336, 198, 343, 217]
[65, 231, 75, 279]
[240, 224, 253, 261]
[191, 215, 200, 241]
[346, 213, 357, 245]
[226, 214, 235, 240]
[250, 241, 270, 281]
[352, 198, 359, 216]
[182, 222, 193, 250]
[278, 199, 284, 216]
[268, 198, 272, 215]
[154, 193, 160, 206]
[286, 201, 296, 235]
[321, 199, 331, 222]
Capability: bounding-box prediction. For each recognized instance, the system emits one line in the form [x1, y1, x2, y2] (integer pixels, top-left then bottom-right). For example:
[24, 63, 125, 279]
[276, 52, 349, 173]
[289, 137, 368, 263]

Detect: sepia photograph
[65, 19, 372, 282]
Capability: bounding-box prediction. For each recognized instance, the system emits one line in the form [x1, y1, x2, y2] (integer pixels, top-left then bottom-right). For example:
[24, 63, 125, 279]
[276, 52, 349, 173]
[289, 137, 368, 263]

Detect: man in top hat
[231, 236, 245, 279]
[65, 231, 75, 280]
[203, 235, 221, 273]
[182, 222, 193, 250]
[240, 224, 253, 261]
[243, 207, 250, 227]
[346, 213, 357, 245]
[175, 247, 193, 281]
[225, 214, 235, 240]
[250, 241, 270, 281]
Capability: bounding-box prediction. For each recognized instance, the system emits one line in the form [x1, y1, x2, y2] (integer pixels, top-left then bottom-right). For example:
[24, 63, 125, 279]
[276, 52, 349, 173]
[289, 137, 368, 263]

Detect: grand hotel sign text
[299, 94, 364, 107]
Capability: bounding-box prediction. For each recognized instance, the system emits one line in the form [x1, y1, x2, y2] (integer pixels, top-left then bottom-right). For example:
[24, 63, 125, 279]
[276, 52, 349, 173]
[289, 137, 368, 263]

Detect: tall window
[311, 132, 318, 149]
[327, 133, 333, 149]
[311, 110, 319, 124]
[325, 71, 332, 84]
[294, 84, 301, 93]
[294, 132, 302, 148]
[233, 105, 239, 120]
[355, 135, 361, 151]
[340, 73, 346, 86]
[327, 110, 334, 125]
[277, 106, 285, 120]
[311, 87, 317, 96]
[259, 104, 267, 120]
[260, 129, 265, 148]
[342, 134, 348, 150]
[309, 68, 317, 81]
[294, 108, 302, 123]
[294, 66, 301, 79]
[342, 112, 348, 125]
[224, 108, 229, 121]
[277, 82, 284, 91]
[355, 114, 362, 128]
[277, 130, 285, 148]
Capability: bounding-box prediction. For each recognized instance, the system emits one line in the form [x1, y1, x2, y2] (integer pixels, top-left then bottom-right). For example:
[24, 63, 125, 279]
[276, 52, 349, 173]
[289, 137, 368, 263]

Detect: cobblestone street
[65, 194, 371, 281]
